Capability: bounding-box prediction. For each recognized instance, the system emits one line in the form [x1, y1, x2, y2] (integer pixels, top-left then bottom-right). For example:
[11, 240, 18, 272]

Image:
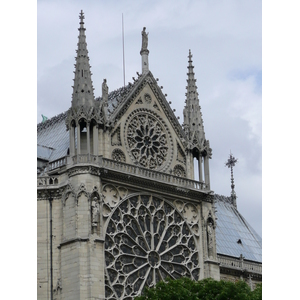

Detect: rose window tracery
[105, 194, 200, 300]
[125, 111, 172, 170]
[112, 149, 126, 163]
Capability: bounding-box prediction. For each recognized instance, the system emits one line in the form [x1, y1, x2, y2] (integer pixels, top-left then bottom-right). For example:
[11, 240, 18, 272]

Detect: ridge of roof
[37, 111, 68, 132]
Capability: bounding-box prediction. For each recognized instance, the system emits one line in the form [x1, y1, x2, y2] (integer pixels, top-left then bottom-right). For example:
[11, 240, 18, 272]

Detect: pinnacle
[71, 10, 95, 108]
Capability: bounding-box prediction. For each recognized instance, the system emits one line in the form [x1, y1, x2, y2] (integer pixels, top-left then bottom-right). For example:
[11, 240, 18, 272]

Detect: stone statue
[102, 79, 108, 103]
[91, 197, 99, 227]
[141, 27, 148, 51]
[207, 221, 213, 257]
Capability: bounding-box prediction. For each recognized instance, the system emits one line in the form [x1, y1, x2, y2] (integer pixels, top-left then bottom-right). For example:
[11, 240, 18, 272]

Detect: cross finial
[225, 151, 238, 207]
[79, 10, 85, 23]
[225, 151, 238, 169]
[188, 49, 192, 61]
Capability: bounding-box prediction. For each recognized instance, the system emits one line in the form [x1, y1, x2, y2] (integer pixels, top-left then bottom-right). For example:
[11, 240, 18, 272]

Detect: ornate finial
[79, 10, 86, 31]
[225, 151, 238, 207]
[79, 10, 85, 23]
[188, 49, 192, 61]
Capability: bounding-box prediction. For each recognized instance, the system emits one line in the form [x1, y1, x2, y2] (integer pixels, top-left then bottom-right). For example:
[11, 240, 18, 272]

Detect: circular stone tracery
[125, 110, 172, 171]
[104, 195, 200, 300]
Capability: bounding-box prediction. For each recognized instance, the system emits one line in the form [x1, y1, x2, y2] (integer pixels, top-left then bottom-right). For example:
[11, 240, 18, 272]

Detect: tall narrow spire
[183, 50, 212, 187]
[71, 10, 95, 108]
[225, 152, 238, 208]
[183, 50, 205, 144]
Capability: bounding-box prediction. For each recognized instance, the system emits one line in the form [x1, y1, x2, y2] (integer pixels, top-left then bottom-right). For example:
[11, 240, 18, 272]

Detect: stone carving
[141, 27, 148, 51]
[91, 197, 99, 227]
[112, 149, 126, 163]
[102, 184, 119, 208]
[135, 97, 143, 104]
[111, 126, 122, 146]
[125, 110, 172, 170]
[102, 79, 108, 102]
[207, 221, 214, 258]
[173, 165, 186, 177]
[182, 203, 198, 224]
[153, 102, 160, 111]
[176, 143, 186, 164]
[144, 93, 152, 104]
[105, 194, 200, 299]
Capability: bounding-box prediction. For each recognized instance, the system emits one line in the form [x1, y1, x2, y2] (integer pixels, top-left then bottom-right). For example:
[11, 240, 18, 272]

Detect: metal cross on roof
[79, 10, 85, 23]
[225, 152, 238, 207]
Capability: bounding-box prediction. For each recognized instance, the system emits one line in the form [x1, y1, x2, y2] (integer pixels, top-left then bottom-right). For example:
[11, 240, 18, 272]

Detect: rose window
[125, 111, 172, 170]
[104, 194, 200, 300]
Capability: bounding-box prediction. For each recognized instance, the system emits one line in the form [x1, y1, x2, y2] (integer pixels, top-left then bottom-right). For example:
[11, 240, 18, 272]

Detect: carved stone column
[87, 121, 90, 159]
[69, 125, 75, 157]
[204, 156, 210, 189]
[198, 155, 203, 182]
[76, 121, 81, 155]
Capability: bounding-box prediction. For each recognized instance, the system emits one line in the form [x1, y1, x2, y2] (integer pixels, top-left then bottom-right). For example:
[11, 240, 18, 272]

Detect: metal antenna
[122, 13, 125, 88]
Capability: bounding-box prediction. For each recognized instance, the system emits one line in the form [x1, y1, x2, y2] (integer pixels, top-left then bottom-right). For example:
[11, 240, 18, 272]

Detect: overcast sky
[37, 0, 262, 236]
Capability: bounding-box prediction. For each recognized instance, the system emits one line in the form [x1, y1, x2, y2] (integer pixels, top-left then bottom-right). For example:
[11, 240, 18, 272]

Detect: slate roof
[37, 112, 69, 162]
[214, 194, 262, 263]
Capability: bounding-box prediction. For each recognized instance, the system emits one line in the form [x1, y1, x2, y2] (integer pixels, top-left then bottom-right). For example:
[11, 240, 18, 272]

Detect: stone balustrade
[47, 157, 67, 171]
[39, 154, 209, 191]
[37, 176, 60, 186]
[218, 255, 262, 274]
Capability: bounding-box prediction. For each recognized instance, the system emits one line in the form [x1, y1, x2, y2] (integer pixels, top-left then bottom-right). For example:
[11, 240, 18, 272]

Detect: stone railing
[70, 155, 209, 191]
[243, 261, 262, 273]
[37, 176, 60, 186]
[39, 154, 209, 191]
[47, 156, 67, 171]
[218, 255, 262, 274]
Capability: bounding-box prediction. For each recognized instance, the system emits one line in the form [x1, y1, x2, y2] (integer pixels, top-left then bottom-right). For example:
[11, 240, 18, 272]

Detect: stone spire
[140, 27, 149, 74]
[71, 10, 95, 108]
[183, 50, 205, 144]
[225, 152, 238, 208]
[183, 50, 212, 187]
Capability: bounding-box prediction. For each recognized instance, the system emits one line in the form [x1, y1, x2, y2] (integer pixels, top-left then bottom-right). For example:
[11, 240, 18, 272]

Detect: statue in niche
[141, 27, 148, 51]
[102, 79, 108, 103]
[91, 197, 99, 227]
[207, 221, 214, 258]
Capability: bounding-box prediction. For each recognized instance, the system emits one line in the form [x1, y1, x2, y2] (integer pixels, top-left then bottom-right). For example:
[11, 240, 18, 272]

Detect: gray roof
[37, 112, 69, 162]
[37, 144, 54, 160]
[214, 194, 262, 262]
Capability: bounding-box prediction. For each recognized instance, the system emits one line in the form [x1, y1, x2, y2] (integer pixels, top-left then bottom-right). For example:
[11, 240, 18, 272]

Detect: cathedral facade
[37, 11, 261, 300]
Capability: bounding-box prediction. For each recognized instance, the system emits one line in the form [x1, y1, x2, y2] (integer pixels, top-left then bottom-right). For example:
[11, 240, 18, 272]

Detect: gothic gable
[108, 72, 187, 174]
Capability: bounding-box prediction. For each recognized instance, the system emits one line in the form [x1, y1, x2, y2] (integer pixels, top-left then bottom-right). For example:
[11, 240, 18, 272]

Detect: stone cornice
[64, 158, 213, 203]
